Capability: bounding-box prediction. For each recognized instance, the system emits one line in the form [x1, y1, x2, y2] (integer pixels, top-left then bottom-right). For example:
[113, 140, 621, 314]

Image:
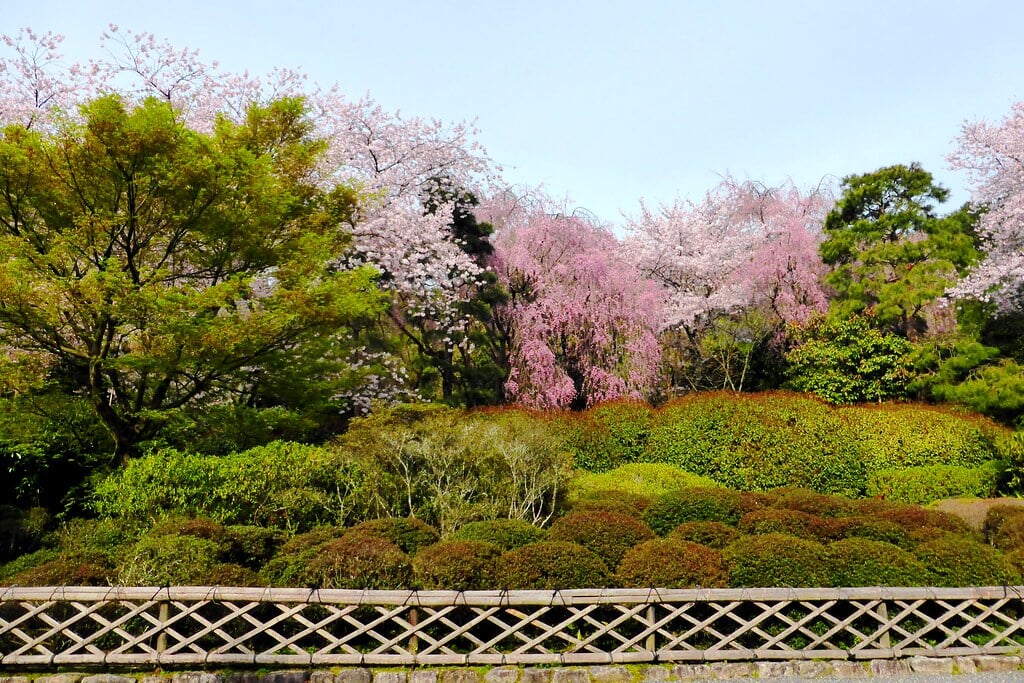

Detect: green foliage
[998, 432, 1024, 495]
[833, 517, 911, 549]
[548, 511, 655, 569]
[305, 533, 413, 589]
[568, 463, 720, 503]
[784, 316, 914, 404]
[195, 563, 262, 587]
[763, 487, 859, 517]
[568, 490, 653, 518]
[643, 393, 867, 495]
[222, 526, 288, 568]
[913, 538, 1018, 586]
[983, 505, 1024, 551]
[412, 540, 502, 590]
[617, 539, 728, 588]
[1, 551, 113, 586]
[339, 405, 572, 534]
[345, 518, 440, 554]
[559, 401, 654, 471]
[92, 441, 370, 530]
[878, 506, 980, 540]
[723, 533, 829, 588]
[866, 463, 1000, 505]
[497, 542, 611, 590]
[825, 538, 930, 587]
[737, 509, 837, 542]
[259, 527, 345, 586]
[117, 534, 224, 585]
[668, 521, 744, 550]
[820, 163, 979, 337]
[450, 519, 547, 550]
[642, 487, 756, 534]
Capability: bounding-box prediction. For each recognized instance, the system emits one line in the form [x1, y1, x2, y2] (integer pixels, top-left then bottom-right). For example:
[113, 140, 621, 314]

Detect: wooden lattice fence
[3, 586, 1024, 666]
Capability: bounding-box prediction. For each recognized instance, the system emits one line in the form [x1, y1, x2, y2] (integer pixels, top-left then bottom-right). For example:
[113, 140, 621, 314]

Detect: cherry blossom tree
[492, 210, 663, 410]
[949, 101, 1024, 313]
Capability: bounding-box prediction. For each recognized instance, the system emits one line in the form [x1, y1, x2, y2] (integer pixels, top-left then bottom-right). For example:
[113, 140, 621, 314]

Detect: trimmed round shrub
[452, 520, 547, 551]
[259, 526, 345, 586]
[346, 518, 440, 554]
[914, 538, 1018, 587]
[617, 539, 728, 588]
[306, 533, 412, 589]
[570, 490, 653, 518]
[412, 541, 502, 590]
[498, 542, 611, 589]
[737, 509, 838, 542]
[223, 525, 288, 568]
[559, 400, 654, 472]
[833, 517, 911, 549]
[763, 488, 859, 518]
[825, 538, 930, 587]
[2, 552, 112, 586]
[907, 526, 965, 546]
[117, 534, 223, 585]
[669, 521, 744, 550]
[643, 488, 756, 535]
[569, 463, 720, 503]
[548, 511, 655, 569]
[195, 563, 262, 586]
[149, 516, 226, 541]
[723, 533, 829, 588]
[877, 506, 979, 539]
[866, 463, 1001, 505]
[983, 505, 1024, 551]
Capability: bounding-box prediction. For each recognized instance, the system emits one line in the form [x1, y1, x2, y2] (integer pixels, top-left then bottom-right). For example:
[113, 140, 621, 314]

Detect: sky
[4, 0, 1024, 227]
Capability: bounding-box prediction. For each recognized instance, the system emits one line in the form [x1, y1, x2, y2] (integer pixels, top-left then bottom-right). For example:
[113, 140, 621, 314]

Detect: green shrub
[569, 490, 653, 518]
[617, 539, 728, 588]
[117, 533, 224, 585]
[346, 518, 440, 554]
[825, 538, 930, 587]
[559, 401, 655, 471]
[914, 538, 1018, 586]
[222, 525, 288, 568]
[833, 517, 911, 549]
[340, 406, 573, 534]
[0, 548, 60, 582]
[93, 441, 371, 530]
[877, 506, 979, 539]
[643, 393, 867, 496]
[451, 520, 547, 551]
[643, 488, 757, 534]
[548, 511, 655, 569]
[149, 516, 227, 540]
[259, 527, 345, 586]
[412, 541, 502, 590]
[866, 463, 1001, 505]
[194, 563, 262, 586]
[763, 488, 859, 518]
[723, 533, 829, 588]
[2, 552, 113, 586]
[983, 505, 1024, 551]
[306, 533, 413, 589]
[498, 542, 611, 589]
[737, 509, 838, 542]
[668, 521, 744, 550]
[569, 463, 720, 504]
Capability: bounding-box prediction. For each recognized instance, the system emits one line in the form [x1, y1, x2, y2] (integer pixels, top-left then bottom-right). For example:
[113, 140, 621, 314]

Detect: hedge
[617, 539, 728, 588]
[866, 462, 1001, 505]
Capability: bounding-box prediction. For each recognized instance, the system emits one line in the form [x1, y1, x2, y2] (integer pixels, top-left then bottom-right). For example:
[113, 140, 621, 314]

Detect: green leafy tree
[820, 164, 979, 339]
[785, 316, 914, 404]
[0, 95, 385, 463]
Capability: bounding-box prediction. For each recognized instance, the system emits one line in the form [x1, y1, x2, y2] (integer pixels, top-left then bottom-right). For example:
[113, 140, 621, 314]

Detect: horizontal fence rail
[3, 586, 1024, 666]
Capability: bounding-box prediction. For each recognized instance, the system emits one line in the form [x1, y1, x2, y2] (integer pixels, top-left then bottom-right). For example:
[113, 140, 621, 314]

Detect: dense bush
[548, 511, 655, 568]
[643, 393, 867, 496]
[866, 463, 1001, 505]
[259, 527, 345, 586]
[93, 441, 370, 530]
[983, 505, 1024, 551]
[825, 538, 930, 587]
[763, 488, 859, 517]
[832, 517, 911, 548]
[195, 563, 262, 586]
[498, 542, 611, 589]
[412, 541, 502, 590]
[569, 490, 653, 518]
[451, 520, 547, 550]
[737, 509, 838, 542]
[2, 551, 113, 586]
[569, 463, 720, 503]
[222, 525, 288, 568]
[305, 533, 413, 589]
[723, 533, 829, 588]
[643, 487, 757, 534]
[0, 506, 49, 563]
[913, 538, 1018, 586]
[668, 521, 744, 549]
[617, 539, 728, 588]
[877, 506, 979, 539]
[340, 406, 573, 534]
[558, 401, 654, 471]
[117, 534, 224, 585]
[346, 518, 440, 554]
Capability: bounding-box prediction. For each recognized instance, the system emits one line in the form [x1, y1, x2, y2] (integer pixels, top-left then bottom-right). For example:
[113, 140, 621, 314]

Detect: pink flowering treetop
[949, 100, 1024, 313]
[492, 209, 664, 410]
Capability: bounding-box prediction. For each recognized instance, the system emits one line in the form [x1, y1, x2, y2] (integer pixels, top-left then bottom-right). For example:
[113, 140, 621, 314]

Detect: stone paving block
[142, 676, 169, 683]
[82, 675, 136, 683]
[971, 655, 1023, 672]
[373, 672, 406, 683]
[588, 667, 630, 683]
[224, 673, 258, 683]
[37, 675, 86, 683]
[955, 656, 978, 674]
[260, 671, 310, 683]
[171, 674, 221, 683]
[830, 661, 870, 678]
[710, 663, 754, 680]
[337, 671, 372, 683]
[410, 671, 438, 683]
[868, 660, 911, 677]
[520, 669, 552, 683]
[640, 666, 674, 683]
[309, 672, 334, 683]
[0, 676, 31, 683]
[755, 662, 796, 678]
[795, 661, 832, 679]
[441, 671, 480, 683]
[671, 664, 711, 681]
[551, 670, 588, 683]
[907, 656, 954, 675]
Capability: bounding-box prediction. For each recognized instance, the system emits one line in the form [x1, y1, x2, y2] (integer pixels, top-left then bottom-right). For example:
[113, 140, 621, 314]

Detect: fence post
[876, 601, 891, 652]
[156, 600, 170, 654]
[645, 604, 657, 654]
[409, 606, 419, 655]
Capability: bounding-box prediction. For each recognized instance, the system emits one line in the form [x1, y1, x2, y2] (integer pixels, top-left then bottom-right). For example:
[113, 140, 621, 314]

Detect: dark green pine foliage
[820, 164, 980, 339]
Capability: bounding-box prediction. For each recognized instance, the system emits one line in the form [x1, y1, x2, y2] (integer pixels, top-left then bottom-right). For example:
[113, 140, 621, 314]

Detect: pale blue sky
[5, 0, 1024, 225]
